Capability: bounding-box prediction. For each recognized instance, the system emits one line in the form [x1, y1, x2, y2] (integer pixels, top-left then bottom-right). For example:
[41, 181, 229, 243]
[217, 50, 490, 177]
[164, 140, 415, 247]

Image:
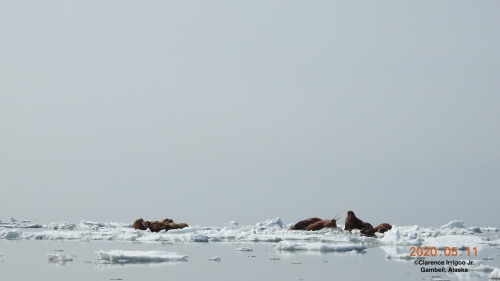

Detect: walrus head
[327, 215, 341, 227]
[347, 211, 355, 220]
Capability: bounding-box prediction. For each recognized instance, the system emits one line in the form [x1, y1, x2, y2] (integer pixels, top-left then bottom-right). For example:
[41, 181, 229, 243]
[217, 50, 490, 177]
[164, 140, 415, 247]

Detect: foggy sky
[1, 1, 499, 228]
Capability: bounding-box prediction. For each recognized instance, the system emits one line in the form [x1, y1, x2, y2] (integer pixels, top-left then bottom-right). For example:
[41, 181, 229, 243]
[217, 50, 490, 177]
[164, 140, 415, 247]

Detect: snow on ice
[1, 218, 496, 255]
[95, 250, 188, 263]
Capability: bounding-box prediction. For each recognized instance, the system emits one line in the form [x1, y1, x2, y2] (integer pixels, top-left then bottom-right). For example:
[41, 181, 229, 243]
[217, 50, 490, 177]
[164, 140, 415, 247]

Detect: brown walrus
[148, 221, 170, 232]
[305, 216, 341, 231]
[290, 217, 322, 230]
[360, 223, 392, 237]
[160, 218, 174, 224]
[166, 222, 189, 230]
[132, 218, 151, 230]
[344, 211, 372, 232]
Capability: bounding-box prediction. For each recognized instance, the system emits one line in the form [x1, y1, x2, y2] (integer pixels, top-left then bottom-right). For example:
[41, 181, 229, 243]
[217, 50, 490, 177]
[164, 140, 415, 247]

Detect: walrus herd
[291, 210, 392, 237]
[132, 218, 189, 233]
[133, 210, 390, 236]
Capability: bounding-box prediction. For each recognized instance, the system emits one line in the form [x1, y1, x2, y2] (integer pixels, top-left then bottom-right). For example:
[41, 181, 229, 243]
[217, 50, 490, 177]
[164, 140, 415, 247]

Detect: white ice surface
[489, 268, 500, 279]
[441, 220, 466, 229]
[273, 241, 366, 252]
[95, 250, 188, 263]
[0, 219, 495, 253]
[47, 252, 73, 262]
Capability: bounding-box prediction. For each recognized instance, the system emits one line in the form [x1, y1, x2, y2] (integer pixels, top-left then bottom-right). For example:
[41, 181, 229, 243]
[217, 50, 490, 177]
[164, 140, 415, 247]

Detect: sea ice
[423, 235, 483, 248]
[47, 252, 74, 262]
[273, 241, 366, 252]
[209, 256, 221, 261]
[95, 250, 188, 263]
[489, 268, 500, 279]
[255, 217, 285, 229]
[0, 229, 21, 239]
[441, 220, 466, 229]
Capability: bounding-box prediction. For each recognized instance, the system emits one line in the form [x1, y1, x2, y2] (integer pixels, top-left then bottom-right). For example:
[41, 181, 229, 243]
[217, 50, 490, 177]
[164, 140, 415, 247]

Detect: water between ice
[1, 239, 500, 281]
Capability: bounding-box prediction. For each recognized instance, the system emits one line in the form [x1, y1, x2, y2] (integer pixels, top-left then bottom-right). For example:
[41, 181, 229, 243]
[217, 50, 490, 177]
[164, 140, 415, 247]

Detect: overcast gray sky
[1, 1, 499, 228]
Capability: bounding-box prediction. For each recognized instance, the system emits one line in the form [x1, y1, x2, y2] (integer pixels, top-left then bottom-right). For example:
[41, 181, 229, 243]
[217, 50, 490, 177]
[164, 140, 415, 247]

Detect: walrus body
[166, 222, 189, 230]
[360, 223, 392, 236]
[305, 219, 339, 231]
[290, 217, 322, 230]
[132, 218, 150, 230]
[344, 211, 372, 232]
[132, 218, 188, 232]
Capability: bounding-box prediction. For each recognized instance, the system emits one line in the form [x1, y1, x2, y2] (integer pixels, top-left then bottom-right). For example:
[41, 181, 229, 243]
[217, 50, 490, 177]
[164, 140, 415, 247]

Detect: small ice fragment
[209, 256, 221, 262]
[291, 261, 301, 264]
[440, 220, 466, 229]
[47, 252, 73, 262]
[229, 221, 238, 226]
[484, 257, 494, 260]
[95, 250, 188, 263]
[234, 247, 252, 251]
[269, 257, 280, 260]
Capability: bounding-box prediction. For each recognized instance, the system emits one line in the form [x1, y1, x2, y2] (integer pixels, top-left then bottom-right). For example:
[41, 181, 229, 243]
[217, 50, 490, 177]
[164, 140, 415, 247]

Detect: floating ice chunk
[229, 221, 238, 226]
[482, 227, 499, 232]
[0, 229, 21, 239]
[243, 235, 281, 242]
[47, 252, 73, 262]
[441, 220, 466, 229]
[166, 227, 197, 234]
[469, 227, 482, 233]
[380, 228, 399, 243]
[489, 268, 500, 279]
[44, 222, 76, 230]
[209, 256, 221, 262]
[378, 228, 423, 246]
[273, 241, 366, 252]
[255, 217, 285, 229]
[95, 250, 188, 263]
[18, 224, 42, 228]
[234, 247, 252, 251]
[385, 253, 425, 260]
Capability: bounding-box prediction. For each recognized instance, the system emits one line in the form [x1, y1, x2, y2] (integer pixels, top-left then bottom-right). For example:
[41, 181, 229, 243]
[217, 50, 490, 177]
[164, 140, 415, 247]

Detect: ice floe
[47, 252, 74, 262]
[0, 218, 497, 255]
[273, 241, 366, 252]
[95, 250, 188, 263]
[489, 268, 500, 279]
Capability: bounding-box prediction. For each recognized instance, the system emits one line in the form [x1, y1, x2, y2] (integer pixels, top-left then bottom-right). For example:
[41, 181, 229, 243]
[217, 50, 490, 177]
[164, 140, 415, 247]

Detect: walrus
[160, 218, 174, 224]
[166, 222, 189, 230]
[305, 215, 341, 231]
[290, 217, 322, 230]
[360, 223, 392, 236]
[148, 221, 170, 232]
[344, 211, 372, 232]
[132, 218, 151, 230]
